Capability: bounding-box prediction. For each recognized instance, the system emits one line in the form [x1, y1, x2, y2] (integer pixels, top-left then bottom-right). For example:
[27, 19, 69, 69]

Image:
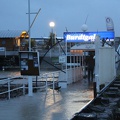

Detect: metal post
[93, 81, 97, 98]
[28, 0, 31, 51]
[95, 35, 100, 94]
[23, 84, 25, 95]
[83, 51, 86, 76]
[51, 28, 53, 46]
[35, 76, 38, 87]
[53, 73, 55, 94]
[73, 55, 75, 82]
[79, 55, 81, 77]
[65, 38, 68, 86]
[45, 74, 48, 94]
[77, 55, 78, 80]
[28, 0, 33, 96]
[28, 77, 33, 96]
[70, 43, 72, 69]
[4, 47, 6, 57]
[8, 78, 10, 99]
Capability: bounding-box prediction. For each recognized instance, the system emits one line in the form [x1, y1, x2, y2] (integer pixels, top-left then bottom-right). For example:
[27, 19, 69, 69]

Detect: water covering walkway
[0, 70, 93, 120]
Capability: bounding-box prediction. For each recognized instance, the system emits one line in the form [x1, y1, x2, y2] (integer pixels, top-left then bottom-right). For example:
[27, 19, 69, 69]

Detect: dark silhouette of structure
[86, 52, 95, 82]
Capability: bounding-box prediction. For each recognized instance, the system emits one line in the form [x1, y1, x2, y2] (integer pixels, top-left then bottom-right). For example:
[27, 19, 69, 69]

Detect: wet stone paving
[0, 71, 93, 120]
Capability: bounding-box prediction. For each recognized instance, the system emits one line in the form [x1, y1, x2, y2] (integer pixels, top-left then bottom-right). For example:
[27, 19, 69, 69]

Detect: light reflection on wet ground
[0, 70, 21, 78]
[0, 70, 93, 120]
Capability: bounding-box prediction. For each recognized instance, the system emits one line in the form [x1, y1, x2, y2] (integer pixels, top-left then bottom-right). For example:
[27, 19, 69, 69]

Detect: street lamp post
[49, 22, 55, 57]
[49, 22, 55, 45]
[81, 24, 88, 77]
[27, 1, 41, 97]
[49, 22, 55, 31]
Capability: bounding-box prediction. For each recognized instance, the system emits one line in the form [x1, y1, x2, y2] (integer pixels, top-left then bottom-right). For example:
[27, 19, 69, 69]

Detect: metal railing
[0, 71, 60, 100]
[115, 44, 120, 75]
[0, 68, 83, 99]
[0, 76, 25, 99]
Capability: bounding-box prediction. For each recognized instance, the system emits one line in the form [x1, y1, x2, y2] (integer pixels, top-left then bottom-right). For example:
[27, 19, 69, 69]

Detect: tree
[44, 32, 56, 49]
[23, 38, 36, 50]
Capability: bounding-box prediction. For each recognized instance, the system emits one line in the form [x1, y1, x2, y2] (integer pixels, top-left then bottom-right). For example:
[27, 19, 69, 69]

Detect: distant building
[0, 30, 29, 56]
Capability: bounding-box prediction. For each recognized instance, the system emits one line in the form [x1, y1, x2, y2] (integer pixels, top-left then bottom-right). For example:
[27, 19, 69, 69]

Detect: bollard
[93, 82, 97, 98]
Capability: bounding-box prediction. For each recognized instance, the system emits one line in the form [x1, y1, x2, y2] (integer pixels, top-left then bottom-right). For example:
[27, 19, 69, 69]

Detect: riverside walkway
[0, 71, 93, 120]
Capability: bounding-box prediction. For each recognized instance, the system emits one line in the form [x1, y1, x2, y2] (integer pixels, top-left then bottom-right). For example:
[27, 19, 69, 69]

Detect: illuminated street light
[49, 22, 55, 57]
[49, 21, 55, 35]
[49, 21, 55, 28]
[49, 21, 55, 43]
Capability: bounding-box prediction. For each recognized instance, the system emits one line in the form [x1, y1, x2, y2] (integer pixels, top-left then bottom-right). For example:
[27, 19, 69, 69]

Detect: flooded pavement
[0, 70, 93, 120]
[0, 70, 21, 78]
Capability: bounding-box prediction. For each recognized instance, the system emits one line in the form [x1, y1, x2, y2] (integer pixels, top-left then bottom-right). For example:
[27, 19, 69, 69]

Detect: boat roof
[71, 44, 95, 51]
[0, 30, 27, 38]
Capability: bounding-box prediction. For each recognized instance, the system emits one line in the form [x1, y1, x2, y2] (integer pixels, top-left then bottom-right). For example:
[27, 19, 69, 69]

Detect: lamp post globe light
[49, 21, 55, 28]
[49, 21, 55, 46]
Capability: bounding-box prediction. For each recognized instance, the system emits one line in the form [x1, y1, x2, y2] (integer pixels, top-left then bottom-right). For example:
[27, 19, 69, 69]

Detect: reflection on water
[0, 70, 58, 78]
[0, 70, 93, 120]
[0, 70, 21, 78]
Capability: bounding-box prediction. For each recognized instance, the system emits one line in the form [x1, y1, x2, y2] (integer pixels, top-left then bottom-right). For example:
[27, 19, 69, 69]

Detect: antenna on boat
[81, 14, 89, 32]
[65, 27, 68, 32]
[85, 14, 89, 24]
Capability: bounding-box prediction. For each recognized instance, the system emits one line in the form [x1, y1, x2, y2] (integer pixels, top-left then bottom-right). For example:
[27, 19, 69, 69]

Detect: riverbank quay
[0, 70, 93, 120]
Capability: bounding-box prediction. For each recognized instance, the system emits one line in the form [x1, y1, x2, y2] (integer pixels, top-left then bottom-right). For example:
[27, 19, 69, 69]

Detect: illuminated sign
[64, 31, 114, 42]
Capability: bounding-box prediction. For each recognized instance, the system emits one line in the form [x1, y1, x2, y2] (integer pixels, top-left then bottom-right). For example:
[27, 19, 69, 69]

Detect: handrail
[0, 71, 60, 100]
[0, 76, 25, 99]
[0, 76, 22, 82]
[115, 44, 120, 73]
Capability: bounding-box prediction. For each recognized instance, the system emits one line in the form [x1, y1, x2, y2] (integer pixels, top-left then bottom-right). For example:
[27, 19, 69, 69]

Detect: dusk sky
[0, 0, 120, 37]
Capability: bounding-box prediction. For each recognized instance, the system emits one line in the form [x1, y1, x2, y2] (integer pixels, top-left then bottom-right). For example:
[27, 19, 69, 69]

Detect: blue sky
[0, 0, 120, 37]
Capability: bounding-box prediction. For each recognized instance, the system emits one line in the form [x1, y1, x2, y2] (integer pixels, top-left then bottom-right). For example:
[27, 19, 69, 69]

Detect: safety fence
[0, 72, 59, 100]
[0, 67, 83, 100]
[58, 66, 83, 84]
[0, 76, 25, 100]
